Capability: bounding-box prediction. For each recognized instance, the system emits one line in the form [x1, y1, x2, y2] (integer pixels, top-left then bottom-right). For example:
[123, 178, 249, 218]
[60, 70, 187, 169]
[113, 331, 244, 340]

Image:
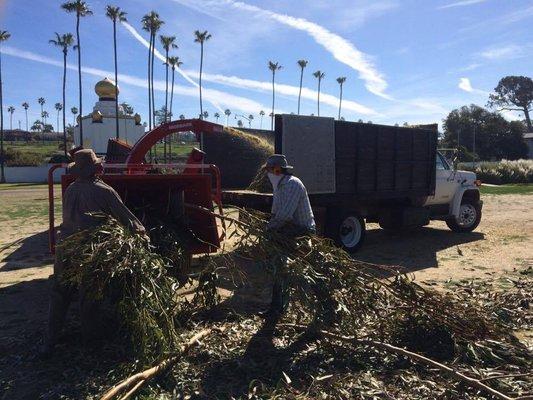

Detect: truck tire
[326, 210, 366, 253]
[446, 200, 481, 233]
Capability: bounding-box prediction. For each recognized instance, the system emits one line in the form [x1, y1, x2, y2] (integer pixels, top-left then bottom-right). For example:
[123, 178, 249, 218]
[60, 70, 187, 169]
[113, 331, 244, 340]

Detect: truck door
[425, 153, 457, 205]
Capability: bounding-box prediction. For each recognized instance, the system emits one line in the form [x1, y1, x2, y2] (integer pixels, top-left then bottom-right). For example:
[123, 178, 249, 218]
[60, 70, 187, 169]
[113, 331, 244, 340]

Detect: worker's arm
[103, 187, 146, 234]
[267, 181, 302, 230]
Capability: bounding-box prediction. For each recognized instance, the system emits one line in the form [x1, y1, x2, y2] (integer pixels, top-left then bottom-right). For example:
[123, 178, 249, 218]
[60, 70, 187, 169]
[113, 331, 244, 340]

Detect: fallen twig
[100, 328, 215, 400]
[282, 323, 517, 400]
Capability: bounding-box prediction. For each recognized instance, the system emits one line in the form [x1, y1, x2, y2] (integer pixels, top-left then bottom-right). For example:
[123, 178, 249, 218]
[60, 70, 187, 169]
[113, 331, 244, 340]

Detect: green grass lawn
[480, 184, 533, 195]
[6, 141, 62, 157]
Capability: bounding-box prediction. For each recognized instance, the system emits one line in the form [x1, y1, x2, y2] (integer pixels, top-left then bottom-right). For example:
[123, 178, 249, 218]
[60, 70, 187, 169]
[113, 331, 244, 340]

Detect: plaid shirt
[268, 175, 315, 231]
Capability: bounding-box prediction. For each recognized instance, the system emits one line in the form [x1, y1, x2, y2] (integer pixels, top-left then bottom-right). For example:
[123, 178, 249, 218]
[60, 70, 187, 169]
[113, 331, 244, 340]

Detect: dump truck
[223, 115, 482, 252]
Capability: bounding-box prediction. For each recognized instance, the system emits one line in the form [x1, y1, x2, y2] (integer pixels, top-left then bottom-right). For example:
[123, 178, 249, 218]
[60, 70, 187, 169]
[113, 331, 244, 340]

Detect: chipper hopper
[48, 119, 225, 256]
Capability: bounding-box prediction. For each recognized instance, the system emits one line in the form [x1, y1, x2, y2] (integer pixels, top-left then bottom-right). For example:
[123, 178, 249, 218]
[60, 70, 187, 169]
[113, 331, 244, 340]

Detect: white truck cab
[424, 151, 482, 232]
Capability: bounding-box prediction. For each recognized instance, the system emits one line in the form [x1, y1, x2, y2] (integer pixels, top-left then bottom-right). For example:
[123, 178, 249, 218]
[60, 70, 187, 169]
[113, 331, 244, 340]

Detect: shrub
[3, 148, 44, 166]
[459, 159, 533, 184]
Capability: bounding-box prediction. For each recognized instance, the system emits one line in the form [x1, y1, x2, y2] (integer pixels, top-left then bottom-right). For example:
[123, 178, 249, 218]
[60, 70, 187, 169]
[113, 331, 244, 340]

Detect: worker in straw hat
[262, 154, 316, 319]
[42, 149, 145, 356]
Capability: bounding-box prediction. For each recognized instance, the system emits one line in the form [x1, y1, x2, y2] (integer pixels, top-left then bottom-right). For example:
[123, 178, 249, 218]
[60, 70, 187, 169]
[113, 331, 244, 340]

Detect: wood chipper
[47, 119, 225, 258]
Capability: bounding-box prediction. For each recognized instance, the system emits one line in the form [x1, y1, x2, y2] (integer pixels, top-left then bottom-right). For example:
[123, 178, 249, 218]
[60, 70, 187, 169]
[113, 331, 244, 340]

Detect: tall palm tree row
[312, 70, 325, 116]
[159, 35, 177, 161]
[61, 0, 92, 146]
[49, 32, 74, 157]
[7, 106, 14, 130]
[168, 56, 182, 121]
[22, 102, 29, 131]
[194, 30, 211, 119]
[297, 59, 308, 115]
[105, 5, 127, 140]
[268, 61, 282, 130]
[0, 30, 8, 183]
[336, 76, 346, 120]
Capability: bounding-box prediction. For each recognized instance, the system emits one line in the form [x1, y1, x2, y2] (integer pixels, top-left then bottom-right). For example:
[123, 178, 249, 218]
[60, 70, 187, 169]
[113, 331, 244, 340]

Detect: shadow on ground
[356, 226, 484, 272]
[1, 230, 52, 272]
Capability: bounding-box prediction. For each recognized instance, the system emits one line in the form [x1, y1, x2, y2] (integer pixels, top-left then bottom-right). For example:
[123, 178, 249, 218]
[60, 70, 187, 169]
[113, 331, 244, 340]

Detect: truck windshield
[436, 153, 450, 170]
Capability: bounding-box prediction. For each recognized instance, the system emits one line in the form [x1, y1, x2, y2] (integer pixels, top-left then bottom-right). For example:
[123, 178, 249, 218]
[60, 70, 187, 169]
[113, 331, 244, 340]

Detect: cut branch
[100, 328, 215, 400]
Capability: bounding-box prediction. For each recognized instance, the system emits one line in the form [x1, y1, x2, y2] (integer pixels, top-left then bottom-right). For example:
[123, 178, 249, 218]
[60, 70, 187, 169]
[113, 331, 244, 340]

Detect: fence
[4, 165, 65, 183]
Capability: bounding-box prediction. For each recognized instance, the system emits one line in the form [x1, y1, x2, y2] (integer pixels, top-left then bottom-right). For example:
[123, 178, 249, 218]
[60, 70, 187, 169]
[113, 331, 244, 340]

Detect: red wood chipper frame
[48, 119, 225, 257]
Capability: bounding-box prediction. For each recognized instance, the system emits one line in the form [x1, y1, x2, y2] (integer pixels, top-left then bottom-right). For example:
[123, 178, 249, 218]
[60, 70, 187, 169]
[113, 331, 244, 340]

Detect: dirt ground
[0, 187, 531, 397]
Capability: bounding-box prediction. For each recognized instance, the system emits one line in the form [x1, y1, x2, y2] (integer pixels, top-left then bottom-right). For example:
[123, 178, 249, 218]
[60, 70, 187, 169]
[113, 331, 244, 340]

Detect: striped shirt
[268, 175, 315, 232]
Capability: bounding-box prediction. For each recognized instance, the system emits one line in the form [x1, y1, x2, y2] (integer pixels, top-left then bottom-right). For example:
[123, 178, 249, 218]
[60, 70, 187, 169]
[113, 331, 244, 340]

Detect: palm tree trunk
[76, 14, 83, 146]
[0, 50, 4, 183]
[338, 83, 343, 120]
[147, 33, 152, 131]
[113, 20, 119, 140]
[317, 79, 321, 117]
[169, 67, 175, 160]
[271, 72, 275, 131]
[164, 50, 169, 161]
[9, 114, 12, 130]
[524, 108, 532, 131]
[297, 67, 303, 115]
[199, 43, 204, 119]
[62, 49, 68, 157]
[150, 33, 156, 129]
[25, 110, 28, 132]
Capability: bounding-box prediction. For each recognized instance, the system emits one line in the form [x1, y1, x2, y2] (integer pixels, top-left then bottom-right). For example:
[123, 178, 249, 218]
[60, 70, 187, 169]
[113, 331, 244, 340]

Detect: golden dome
[95, 77, 119, 99]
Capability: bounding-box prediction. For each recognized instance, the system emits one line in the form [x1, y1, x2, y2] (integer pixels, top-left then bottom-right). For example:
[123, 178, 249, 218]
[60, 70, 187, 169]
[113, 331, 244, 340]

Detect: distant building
[524, 132, 533, 159]
[73, 77, 144, 154]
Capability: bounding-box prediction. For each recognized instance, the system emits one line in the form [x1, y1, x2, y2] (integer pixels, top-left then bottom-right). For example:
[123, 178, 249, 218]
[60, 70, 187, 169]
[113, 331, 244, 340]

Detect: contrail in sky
[1, 46, 265, 114]
[122, 19, 376, 115]
[172, 0, 391, 99]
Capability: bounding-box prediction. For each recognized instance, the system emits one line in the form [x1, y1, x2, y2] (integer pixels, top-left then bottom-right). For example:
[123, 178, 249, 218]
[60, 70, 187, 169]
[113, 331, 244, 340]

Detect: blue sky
[0, 0, 532, 131]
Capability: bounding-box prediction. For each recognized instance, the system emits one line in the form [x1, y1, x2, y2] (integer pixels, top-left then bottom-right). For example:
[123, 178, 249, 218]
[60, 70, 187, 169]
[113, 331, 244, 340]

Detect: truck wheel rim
[458, 204, 476, 227]
[340, 217, 362, 248]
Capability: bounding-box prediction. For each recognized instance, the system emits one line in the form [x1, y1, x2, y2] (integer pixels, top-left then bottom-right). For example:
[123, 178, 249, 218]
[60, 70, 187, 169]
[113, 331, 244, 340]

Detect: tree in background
[268, 61, 282, 130]
[41, 111, 50, 129]
[248, 114, 254, 128]
[7, 106, 14, 130]
[0, 30, 8, 183]
[442, 104, 527, 161]
[488, 75, 533, 131]
[224, 108, 231, 126]
[54, 102, 63, 133]
[22, 102, 29, 131]
[105, 5, 127, 140]
[179, 114, 185, 120]
[120, 102, 133, 115]
[336, 76, 346, 120]
[168, 56, 182, 122]
[214, 112, 220, 123]
[202, 110, 209, 120]
[159, 36, 177, 123]
[194, 30, 212, 119]
[313, 70, 325, 116]
[61, 0, 93, 145]
[259, 110, 265, 129]
[296, 59, 308, 115]
[237, 120, 243, 128]
[71, 106, 78, 125]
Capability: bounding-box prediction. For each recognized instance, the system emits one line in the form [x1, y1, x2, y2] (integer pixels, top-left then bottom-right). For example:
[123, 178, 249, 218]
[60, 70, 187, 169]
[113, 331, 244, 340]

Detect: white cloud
[1, 45, 267, 114]
[458, 77, 489, 95]
[437, 0, 487, 10]
[479, 44, 524, 60]
[172, 0, 391, 99]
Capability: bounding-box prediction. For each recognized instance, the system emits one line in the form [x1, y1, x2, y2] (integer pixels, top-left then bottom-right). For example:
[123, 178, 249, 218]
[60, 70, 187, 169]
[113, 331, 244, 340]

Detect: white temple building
[74, 77, 145, 154]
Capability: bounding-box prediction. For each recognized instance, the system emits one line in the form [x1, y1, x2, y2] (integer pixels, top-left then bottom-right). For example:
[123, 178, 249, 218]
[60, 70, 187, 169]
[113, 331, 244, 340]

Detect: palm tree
[313, 70, 325, 116]
[0, 30, 8, 183]
[159, 35, 177, 123]
[297, 60, 308, 115]
[259, 110, 265, 129]
[105, 5, 127, 140]
[237, 120, 243, 128]
[7, 106, 14, 130]
[50, 32, 75, 157]
[61, 1, 93, 146]
[214, 112, 220, 123]
[194, 30, 212, 119]
[38, 97, 46, 143]
[179, 114, 185, 120]
[141, 11, 163, 130]
[22, 102, 29, 131]
[42, 111, 50, 128]
[202, 111, 209, 120]
[167, 56, 182, 122]
[71, 106, 78, 125]
[54, 103, 63, 132]
[336, 76, 346, 120]
[268, 61, 282, 130]
[224, 108, 231, 126]
[248, 114, 254, 128]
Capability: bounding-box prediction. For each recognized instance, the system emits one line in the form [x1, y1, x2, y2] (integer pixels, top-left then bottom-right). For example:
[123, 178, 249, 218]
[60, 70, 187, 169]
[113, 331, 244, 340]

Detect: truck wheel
[326, 211, 366, 253]
[446, 201, 481, 233]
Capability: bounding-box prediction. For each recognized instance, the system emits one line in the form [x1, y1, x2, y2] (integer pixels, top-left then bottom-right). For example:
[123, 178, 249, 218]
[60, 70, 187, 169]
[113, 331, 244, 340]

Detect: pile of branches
[60, 209, 532, 399]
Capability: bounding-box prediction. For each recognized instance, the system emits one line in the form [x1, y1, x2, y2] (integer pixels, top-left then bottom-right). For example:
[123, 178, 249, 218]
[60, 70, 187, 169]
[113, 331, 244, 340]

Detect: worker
[42, 149, 145, 355]
[263, 154, 316, 318]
